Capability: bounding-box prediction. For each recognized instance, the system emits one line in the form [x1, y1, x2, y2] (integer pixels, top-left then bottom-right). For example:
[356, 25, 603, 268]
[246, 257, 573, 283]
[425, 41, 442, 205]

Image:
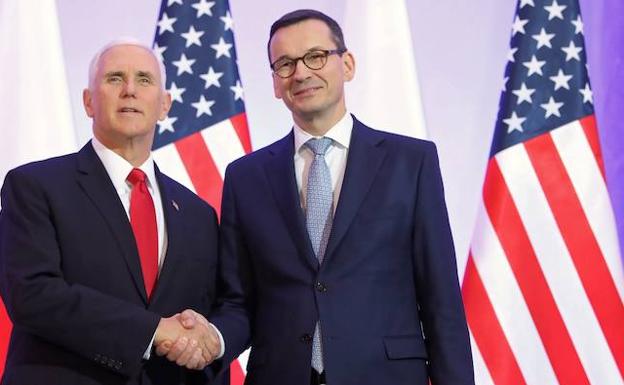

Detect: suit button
[300, 333, 313, 343]
[316, 282, 327, 292]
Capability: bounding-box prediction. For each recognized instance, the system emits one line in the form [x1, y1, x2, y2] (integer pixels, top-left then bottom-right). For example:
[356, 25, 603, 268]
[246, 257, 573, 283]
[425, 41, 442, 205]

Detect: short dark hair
[267, 9, 347, 63]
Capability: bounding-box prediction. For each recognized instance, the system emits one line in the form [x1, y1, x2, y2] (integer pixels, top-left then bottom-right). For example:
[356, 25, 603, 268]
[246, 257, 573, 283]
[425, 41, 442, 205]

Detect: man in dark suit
[194, 9, 474, 385]
[0, 39, 222, 385]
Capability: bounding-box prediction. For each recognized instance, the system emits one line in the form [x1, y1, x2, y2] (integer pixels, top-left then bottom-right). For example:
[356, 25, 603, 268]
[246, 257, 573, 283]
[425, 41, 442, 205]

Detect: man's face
[83, 45, 171, 147]
[269, 19, 354, 123]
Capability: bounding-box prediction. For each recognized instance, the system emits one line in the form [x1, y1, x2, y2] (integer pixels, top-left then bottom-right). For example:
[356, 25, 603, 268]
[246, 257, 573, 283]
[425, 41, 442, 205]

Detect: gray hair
[87, 37, 167, 91]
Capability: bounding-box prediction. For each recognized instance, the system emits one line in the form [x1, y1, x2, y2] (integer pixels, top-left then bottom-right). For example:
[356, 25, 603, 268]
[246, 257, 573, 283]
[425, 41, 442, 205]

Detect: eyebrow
[136, 71, 156, 80]
[104, 71, 125, 79]
[273, 46, 327, 62]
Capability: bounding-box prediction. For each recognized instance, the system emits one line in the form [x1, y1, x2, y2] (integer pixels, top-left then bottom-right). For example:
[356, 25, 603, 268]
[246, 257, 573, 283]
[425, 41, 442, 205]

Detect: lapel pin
[172, 200, 179, 211]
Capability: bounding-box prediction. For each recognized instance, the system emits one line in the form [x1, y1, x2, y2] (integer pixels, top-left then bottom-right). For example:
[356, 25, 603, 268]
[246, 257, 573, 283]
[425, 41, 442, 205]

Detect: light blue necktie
[304, 137, 333, 373]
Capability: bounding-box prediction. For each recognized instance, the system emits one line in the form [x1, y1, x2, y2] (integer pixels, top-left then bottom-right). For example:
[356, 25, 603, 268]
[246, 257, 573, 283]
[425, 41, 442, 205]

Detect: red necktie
[127, 168, 158, 299]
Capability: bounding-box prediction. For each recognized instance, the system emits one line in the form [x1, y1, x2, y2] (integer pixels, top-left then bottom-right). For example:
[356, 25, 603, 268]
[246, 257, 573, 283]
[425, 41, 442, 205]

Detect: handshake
[153, 309, 220, 370]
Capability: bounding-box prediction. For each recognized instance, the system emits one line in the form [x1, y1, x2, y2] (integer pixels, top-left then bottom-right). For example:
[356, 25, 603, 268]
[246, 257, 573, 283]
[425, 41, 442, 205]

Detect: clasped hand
[153, 310, 219, 370]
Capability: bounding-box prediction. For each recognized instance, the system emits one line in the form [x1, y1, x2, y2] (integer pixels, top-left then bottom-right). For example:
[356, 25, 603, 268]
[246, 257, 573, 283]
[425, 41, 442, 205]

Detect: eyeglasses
[270, 49, 346, 78]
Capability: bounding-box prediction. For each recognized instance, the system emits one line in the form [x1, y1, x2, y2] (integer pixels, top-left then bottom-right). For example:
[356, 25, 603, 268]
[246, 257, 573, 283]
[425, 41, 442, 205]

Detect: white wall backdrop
[53, 0, 620, 277]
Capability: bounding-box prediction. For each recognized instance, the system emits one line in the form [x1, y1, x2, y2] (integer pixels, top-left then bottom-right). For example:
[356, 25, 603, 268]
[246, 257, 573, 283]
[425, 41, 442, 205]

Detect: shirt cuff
[143, 332, 156, 360]
[209, 322, 225, 359]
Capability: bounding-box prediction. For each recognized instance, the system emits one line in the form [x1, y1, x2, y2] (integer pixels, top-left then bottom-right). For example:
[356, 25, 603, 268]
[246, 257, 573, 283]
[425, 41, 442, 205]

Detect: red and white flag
[0, 0, 77, 377]
[343, 0, 427, 139]
[462, 1, 624, 385]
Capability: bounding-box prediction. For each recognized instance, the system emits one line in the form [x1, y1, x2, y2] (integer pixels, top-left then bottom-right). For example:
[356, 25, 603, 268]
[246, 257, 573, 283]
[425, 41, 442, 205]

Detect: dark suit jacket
[0, 142, 220, 385]
[210, 116, 474, 385]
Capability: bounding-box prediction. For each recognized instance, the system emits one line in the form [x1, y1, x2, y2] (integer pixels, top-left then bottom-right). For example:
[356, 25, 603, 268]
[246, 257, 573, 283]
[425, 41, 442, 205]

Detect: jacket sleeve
[0, 168, 161, 377]
[209, 164, 252, 370]
[411, 143, 475, 385]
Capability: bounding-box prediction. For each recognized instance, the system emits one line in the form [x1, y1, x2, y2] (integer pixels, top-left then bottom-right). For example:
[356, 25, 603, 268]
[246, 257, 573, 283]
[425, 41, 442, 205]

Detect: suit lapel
[264, 132, 318, 270]
[324, 119, 387, 263]
[149, 168, 182, 305]
[75, 142, 148, 304]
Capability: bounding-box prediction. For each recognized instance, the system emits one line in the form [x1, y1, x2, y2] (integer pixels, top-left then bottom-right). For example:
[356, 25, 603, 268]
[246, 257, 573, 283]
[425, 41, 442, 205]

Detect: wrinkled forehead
[88, 41, 167, 89]
[97, 45, 158, 74]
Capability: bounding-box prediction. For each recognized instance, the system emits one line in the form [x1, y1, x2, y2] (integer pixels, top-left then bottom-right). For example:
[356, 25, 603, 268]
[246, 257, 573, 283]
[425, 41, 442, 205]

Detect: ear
[342, 51, 356, 82]
[272, 74, 283, 99]
[83, 89, 95, 118]
[158, 91, 172, 120]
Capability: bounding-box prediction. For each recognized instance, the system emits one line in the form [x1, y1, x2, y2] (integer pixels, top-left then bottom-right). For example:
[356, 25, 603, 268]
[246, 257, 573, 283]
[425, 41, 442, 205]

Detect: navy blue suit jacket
[0, 142, 220, 385]
[211, 117, 474, 385]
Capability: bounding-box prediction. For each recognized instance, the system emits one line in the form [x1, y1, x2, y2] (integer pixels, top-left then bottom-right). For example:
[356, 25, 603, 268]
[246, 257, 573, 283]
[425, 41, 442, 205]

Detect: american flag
[151, 0, 251, 383]
[461, 1, 624, 385]
[152, 0, 251, 216]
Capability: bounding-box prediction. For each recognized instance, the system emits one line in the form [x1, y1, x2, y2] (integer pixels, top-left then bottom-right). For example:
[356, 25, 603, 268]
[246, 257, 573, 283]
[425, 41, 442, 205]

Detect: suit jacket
[211, 117, 474, 385]
[0, 142, 220, 385]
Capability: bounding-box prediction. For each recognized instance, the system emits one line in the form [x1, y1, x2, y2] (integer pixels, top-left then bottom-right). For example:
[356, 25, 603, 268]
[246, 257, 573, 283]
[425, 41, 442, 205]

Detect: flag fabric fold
[462, 1, 624, 384]
[0, 0, 77, 377]
[343, 0, 427, 139]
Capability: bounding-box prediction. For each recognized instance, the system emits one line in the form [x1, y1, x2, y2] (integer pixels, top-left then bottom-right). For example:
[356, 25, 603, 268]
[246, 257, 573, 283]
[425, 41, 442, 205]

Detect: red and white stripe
[153, 112, 251, 216]
[153, 112, 252, 384]
[462, 115, 624, 385]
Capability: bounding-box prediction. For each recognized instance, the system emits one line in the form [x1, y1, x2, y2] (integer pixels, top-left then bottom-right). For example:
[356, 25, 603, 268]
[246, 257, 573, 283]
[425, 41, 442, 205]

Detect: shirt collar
[91, 136, 157, 191]
[293, 112, 353, 153]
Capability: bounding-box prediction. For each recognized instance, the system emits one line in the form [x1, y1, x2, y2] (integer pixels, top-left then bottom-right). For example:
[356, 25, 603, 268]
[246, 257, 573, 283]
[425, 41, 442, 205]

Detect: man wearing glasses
[204, 9, 473, 385]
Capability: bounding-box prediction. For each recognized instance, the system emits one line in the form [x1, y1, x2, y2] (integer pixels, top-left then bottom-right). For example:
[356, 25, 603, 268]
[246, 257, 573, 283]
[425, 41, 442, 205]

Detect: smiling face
[269, 19, 354, 129]
[83, 44, 171, 150]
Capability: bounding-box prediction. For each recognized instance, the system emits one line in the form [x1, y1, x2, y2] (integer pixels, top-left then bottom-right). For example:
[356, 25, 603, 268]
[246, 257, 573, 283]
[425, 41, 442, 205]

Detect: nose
[292, 59, 312, 81]
[121, 79, 137, 97]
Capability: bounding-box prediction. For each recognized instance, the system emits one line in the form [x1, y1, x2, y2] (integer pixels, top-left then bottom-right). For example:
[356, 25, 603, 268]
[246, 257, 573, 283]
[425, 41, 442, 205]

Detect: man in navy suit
[181, 9, 474, 385]
[0, 39, 222, 385]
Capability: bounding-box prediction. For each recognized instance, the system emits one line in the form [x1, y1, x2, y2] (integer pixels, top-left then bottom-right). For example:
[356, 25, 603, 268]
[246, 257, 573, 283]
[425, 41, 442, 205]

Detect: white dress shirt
[92, 137, 167, 267]
[294, 112, 353, 211]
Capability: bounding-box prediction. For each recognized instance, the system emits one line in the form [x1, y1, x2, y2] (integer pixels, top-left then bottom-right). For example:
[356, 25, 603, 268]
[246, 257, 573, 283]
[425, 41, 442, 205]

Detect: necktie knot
[305, 137, 333, 156]
[127, 168, 147, 187]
